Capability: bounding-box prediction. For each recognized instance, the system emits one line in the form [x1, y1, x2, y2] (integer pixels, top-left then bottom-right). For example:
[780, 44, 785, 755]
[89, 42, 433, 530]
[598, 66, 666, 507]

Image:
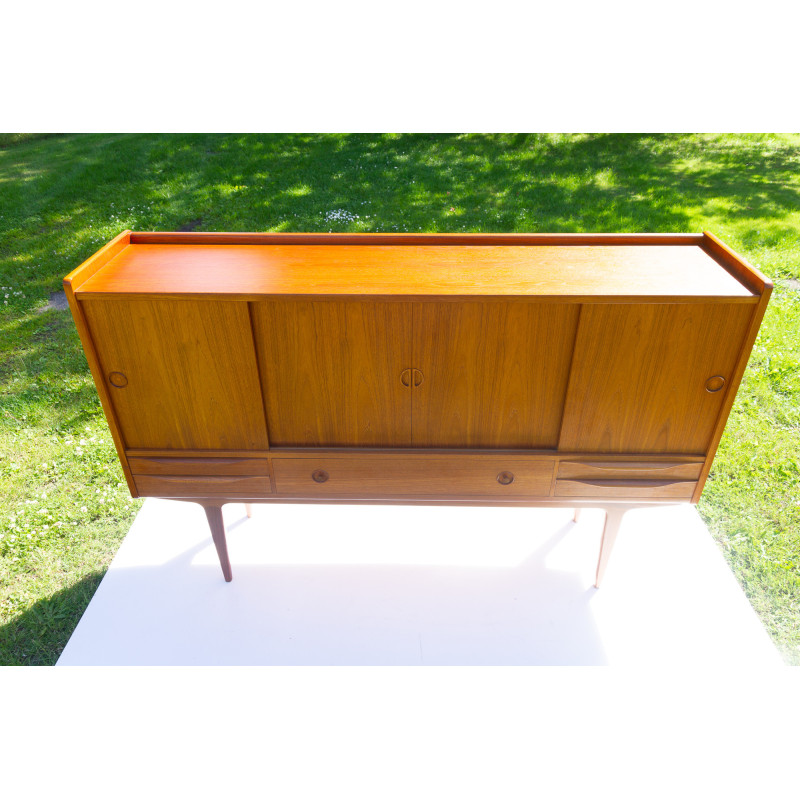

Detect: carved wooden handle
[400, 368, 424, 387]
[109, 371, 128, 388]
[311, 469, 329, 483]
[497, 471, 515, 485]
[566, 479, 690, 488]
[568, 461, 690, 472]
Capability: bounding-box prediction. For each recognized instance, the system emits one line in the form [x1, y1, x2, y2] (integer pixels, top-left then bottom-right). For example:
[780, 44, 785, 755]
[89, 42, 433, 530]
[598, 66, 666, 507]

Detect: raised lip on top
[63, 230, 773, 297]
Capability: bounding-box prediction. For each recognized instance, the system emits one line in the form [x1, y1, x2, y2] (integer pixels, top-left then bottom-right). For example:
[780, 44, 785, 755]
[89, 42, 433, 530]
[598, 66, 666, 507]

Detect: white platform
[56, 499, 783, 665]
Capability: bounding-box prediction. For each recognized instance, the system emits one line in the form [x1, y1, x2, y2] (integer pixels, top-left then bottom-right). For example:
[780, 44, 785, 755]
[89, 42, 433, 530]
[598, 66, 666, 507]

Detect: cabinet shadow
[56, 502, 609, 666]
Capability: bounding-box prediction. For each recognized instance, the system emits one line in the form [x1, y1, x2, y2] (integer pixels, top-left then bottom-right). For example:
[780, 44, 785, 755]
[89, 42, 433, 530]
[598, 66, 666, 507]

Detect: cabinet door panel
[412, 302, 580, 448]
[82, 298, 269, 450]
[559, 303, 754, 454]
[252, 300, 412, 447]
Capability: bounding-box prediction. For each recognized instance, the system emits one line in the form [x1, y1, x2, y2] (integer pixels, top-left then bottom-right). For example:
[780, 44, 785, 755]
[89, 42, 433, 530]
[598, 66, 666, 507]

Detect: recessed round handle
[705, 375, 726, 393]
[108, 371, 128, 388]
[497, 471, 514, 485]
[312, 469, 329, 483]
[400, 368, 424, 387]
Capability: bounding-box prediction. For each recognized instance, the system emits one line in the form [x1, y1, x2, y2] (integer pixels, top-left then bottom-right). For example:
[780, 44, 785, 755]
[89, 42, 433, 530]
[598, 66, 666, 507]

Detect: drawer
[554, 478, 696, 500]
[272, 455, 554, 497]
[134, 475, 272, 498]
[128, 456, 270, 476]
[557, 459, 703, 482]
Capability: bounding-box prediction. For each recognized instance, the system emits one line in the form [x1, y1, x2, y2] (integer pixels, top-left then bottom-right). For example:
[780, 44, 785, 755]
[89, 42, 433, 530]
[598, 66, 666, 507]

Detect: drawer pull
[567, 479, 684, 488]
[109, 371, 128, 388]
[312, 469, 329, 483]
[497, 471, 514, 485]
[400, 368, 424, 387]
[705, 375, 726, 393]
[570, 461, 690, 472]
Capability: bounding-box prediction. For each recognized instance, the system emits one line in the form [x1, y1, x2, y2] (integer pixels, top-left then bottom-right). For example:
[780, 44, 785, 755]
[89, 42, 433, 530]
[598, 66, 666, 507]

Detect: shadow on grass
[0, 570, 105, 666]
[0, 305, 102, 430]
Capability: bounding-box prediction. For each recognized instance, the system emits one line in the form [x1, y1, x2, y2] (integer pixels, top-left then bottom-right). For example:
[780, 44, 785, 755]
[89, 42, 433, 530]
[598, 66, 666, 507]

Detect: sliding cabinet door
[83, 298, 269, 450]
[559, 302, 754, 453]
[412, 301, 580, 448]
[252, 299, 412, 447]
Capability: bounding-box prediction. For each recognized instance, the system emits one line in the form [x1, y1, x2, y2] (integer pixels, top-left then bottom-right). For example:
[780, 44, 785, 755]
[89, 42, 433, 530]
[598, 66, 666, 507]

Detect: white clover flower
[80, 506, 87, 512]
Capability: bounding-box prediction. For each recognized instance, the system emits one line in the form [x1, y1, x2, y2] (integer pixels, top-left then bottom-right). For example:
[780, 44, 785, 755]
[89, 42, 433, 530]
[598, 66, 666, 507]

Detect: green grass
[1, 133, 798, 665]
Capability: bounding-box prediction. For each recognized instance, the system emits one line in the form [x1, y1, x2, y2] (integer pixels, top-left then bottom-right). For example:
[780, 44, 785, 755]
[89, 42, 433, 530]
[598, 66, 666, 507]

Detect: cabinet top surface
[74, 238, 757, 299]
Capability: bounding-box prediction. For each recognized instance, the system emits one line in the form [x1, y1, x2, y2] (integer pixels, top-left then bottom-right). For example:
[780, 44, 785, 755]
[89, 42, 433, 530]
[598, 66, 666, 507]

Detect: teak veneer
[64, 231, 772, 587]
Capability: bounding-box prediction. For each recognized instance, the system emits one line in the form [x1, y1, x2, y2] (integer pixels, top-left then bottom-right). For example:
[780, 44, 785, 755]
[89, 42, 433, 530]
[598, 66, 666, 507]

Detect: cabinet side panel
[692, 286, 771, 500]
[412, 301, 580, 448]
[559, 303, 755, 454]
[252, 299, 413, 447]
[64, 295, 138, 496]
[82, 299, 269, 450]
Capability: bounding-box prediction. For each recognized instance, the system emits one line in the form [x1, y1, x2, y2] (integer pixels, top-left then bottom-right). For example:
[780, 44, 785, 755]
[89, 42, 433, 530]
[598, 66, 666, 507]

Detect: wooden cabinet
[64, 231, 772, 586]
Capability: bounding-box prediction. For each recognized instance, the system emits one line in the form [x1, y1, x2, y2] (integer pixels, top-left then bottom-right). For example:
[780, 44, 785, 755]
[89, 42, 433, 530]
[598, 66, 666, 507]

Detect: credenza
[63, 231, 772, 586]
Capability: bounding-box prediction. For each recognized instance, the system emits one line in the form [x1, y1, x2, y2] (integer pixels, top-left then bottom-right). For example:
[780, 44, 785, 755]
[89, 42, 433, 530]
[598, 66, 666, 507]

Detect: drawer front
[557, 459, 703, 482]
[554, 478, 696, 500]
[128, 456, 270, 477]
[272, 456, 554, 497]
[134, 475, 272, 498]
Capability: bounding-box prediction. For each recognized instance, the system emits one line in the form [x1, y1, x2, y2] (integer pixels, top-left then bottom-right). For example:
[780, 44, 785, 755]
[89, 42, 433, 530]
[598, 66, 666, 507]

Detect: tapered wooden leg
[595, 506, 629, 588]
[245, 503, 253, 518]
[203, 503, 233, 582]
[573, 507, 583, 523]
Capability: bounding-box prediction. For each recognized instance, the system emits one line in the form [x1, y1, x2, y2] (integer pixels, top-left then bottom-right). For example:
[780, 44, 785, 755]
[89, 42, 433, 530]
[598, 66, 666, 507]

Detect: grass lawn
[1, 133, 798, 665]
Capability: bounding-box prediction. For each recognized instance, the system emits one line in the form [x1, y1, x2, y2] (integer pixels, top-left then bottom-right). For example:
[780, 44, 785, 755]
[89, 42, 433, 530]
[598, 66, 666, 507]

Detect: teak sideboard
[64, 231, 772, 586]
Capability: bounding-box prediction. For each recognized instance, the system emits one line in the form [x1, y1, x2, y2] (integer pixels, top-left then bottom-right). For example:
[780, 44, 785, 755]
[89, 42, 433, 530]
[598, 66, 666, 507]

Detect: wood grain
[134, 475, 272, 498]
[554, 479, 696, 499]
[252, 299, 412, 447]
[63, 259, 138, 496]
[557, 460, 703, 481]
[272, 454, 555, 497]
[82, 298, 269, 450]
[559, 303, 754, 454]
[77, 243, 755, 299]
[202, 504, 233, 582]
[412, 301, 579, 447]
[692, 281, 773, 500]
[701, 231, 773, 294]
[128, 456, 270, 476]
[63, 229, 131, 292]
